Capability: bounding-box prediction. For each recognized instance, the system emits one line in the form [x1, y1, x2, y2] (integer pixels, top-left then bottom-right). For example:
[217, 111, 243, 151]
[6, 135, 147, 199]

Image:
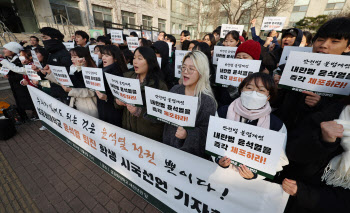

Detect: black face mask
[43, 39, 65, 53]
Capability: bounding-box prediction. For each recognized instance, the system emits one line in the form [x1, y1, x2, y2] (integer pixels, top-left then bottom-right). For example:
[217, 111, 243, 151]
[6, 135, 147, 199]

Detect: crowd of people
[1, 16, 350, 213]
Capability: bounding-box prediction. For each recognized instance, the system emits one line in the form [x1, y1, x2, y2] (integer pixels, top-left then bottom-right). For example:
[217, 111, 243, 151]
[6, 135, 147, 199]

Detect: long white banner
[28, 86, 288, 213]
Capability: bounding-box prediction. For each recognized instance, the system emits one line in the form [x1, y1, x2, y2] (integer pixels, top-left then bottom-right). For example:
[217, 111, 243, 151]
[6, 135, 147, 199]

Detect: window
[293, 5, 308, 12]
[158, 0, 166, 8]
[324, 0, 344, 15]
[142, 15, 153, 28]
[92, 5, 112, 27]
[122, 11, 136, 26]
[50, 0, 83, 26]
[158, 19, 166, 31]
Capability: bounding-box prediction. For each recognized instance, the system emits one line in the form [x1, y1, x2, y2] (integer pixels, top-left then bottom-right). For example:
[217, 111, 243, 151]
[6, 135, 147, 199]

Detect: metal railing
[42, 14, 77, 38]
[0, 21, 18, 46]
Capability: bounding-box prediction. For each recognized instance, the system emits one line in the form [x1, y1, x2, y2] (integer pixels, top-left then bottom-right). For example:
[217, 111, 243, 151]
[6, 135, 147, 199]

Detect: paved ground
[0, 89, 161, 213]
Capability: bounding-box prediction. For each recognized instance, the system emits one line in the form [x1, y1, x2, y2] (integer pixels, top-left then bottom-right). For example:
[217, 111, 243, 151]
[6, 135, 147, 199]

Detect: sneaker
[39, 126, 46, 131]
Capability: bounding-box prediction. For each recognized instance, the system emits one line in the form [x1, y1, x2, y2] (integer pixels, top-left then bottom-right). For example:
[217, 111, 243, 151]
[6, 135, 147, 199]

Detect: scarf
[226, 97, 272, 129]
[322, 106, 350, 189]
[43, 39, 66, 53]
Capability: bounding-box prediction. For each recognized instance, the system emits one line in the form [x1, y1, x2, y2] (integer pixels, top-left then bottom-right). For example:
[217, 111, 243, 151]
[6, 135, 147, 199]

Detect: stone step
[0, 85, 10, 90]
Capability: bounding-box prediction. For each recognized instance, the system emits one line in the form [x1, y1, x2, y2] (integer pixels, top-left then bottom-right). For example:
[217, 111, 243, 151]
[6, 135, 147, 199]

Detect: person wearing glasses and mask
[217, 72, 289, 180]
[162, 51, 217, 160]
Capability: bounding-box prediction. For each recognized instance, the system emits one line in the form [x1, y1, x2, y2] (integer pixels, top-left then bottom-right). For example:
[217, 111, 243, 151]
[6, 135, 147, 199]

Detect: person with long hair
[162, 51, 217, 159]
[115, 46, 168, 141]
[59, 47, 99, 117]
[96, 45, 128, 126]
[203, 33, 216, 50]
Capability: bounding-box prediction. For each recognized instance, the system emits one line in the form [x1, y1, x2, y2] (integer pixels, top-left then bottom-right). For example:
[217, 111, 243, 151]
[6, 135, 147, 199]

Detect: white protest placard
[260, 17, 286, 31]
[111, 29, 124, 44]
[157, 57, 162, 68]
[81, 67, 105, 92]
[206, 116, 286, 179]
[220, 24, 245, 38]
[91, 53, 99, 67]
[126, 37, 139, 51]
[0, 67, 10, 76]
[279, 46, 312, 65]
[174, 50, 190, 78]
[212, 46, 238, 65]
[25, 65, 41, 81]
[215, 58, 262, 87]
[145, 86, 198, 128]
[167, 42, 172, 57]
[152, 31, 159, 42]
[31, 50, 43, 69]
[89, 45, 96, 55]
[28, 85, 289, 213]
[63, 42, 74, 51]
[49, 65, 73, 86]
[105, 73, 143, 106]
[279, 51, 350, 96]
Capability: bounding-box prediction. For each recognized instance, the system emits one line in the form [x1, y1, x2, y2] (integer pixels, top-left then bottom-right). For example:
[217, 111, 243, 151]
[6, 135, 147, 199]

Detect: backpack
[3, 105, 23, 125]
[0, 117, 16, 140]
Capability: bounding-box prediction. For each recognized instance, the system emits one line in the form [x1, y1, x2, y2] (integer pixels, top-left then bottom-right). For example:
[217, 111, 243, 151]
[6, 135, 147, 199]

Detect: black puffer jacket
[280, 102, 350, 213]
[46, 42, 72, 104]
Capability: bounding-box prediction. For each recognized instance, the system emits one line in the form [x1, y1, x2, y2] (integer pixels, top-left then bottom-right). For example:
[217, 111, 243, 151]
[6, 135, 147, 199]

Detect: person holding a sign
[217, 72, 288, 179]
[223, 31, 240, 47]
[60, 47, 99, 118]
[272, 18, 350, 131]
[0, 42, 35, 121]
[97, 45, 128, 126]
[162, 51, 217, 159]
[115, 47, 168, 141]
[216, 40, 262, 107]
[32, 27, 72, 104]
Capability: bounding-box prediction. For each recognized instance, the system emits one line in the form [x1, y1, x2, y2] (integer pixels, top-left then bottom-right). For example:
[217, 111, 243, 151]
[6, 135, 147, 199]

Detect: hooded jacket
[151, 41, 175, 89]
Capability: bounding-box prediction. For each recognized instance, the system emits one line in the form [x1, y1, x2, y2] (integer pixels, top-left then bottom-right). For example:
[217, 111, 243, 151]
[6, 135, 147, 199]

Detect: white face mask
[240, 91, 268, 110]
[19, 56, 26, 62]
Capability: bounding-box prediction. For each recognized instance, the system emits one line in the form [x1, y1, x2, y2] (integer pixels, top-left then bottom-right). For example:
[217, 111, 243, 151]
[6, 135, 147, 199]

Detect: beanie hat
[235, 40, 261, 60]
[3, 42, 23, 54]
[239, 36, 245, 43]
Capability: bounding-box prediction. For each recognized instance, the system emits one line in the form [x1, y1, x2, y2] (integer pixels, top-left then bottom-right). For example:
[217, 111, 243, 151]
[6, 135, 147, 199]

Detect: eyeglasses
[181, 66, 197, 75]
[244, 90, 269, 97]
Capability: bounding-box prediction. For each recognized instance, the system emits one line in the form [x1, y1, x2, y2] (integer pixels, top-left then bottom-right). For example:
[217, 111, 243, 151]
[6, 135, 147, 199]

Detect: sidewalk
[0, 89, 161, 213]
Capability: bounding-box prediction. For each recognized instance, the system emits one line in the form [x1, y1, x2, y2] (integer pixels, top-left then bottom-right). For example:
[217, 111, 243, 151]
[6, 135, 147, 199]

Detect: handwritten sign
[206, 116, 286, 179]
[25, 65, 41, 81]
[126, 37, 139, 51]
[279, 51, 350, 96]
[220, 24, 245, 38]
[111, 30, 124, 44]
[215, 58, 262, 87]
[145, 86, 198, 128]
[91, 53, 99, 67]
[31, 50, 43, 69]
[105, 73, 143, 106]
[260, 17, 286, 31]
[81, 67, 105, 91]
[63, 42, 74, 51]
[279, 46, 312, 65]
[212, 46, 238, 65]
[49, 65, 73, 86]
[174, 50, 190, 78]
